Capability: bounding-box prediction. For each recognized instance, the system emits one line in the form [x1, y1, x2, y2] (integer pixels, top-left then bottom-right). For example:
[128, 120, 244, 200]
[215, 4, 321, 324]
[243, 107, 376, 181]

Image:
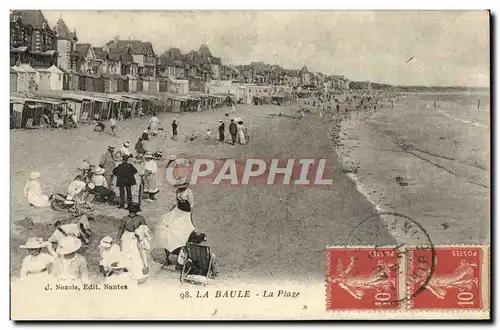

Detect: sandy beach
[11, 101, 393, 283]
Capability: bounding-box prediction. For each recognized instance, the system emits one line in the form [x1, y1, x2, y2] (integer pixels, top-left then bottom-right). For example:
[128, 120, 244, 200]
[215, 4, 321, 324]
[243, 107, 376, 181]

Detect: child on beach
[205, 129, 212, 140]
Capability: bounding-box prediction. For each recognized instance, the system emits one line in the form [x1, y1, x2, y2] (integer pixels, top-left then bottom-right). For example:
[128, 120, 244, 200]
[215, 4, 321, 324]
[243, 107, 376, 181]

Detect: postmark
[344, 212, 436, 303]
[406, 246, 487, 310]
[326, 247, 399, 310]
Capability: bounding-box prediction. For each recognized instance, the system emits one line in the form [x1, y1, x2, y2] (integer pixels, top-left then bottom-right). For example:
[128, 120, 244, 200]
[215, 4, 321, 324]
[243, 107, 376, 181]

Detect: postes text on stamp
[326, 247, 399, 310]
[407, 246, 483, 310]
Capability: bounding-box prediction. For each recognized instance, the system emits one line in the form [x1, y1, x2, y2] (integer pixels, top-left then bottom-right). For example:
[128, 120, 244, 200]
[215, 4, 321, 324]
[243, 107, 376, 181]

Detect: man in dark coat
[218, 119, 225, 142]
[172, 119, 178, 141]
[229, 119, 238, 145]
[112, 155, 138, 209]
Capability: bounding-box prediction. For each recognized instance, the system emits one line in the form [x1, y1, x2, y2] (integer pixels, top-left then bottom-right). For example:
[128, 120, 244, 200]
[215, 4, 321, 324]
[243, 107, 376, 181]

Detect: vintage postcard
[9, 10, 490, 320]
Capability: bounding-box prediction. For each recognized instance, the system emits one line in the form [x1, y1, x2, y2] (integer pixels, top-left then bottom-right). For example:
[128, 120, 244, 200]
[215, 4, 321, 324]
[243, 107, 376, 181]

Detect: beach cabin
[127, 74, 137, 93]
[47, 65, 64, 90]
[35, 68, 51, 91]
[172, 79, 189, 94]
[10, 68, 18, 93]
[11, 65, 28, 92]
[19, 64, 38, 90]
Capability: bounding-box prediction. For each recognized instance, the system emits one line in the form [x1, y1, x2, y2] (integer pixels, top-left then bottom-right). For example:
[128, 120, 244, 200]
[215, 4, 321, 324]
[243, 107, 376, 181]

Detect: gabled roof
[142, 42, 155, 56]
[54, 18, 78, 41]
[107, 40, 150, 55]
[199, 44, 213, 58]
[75, 43, 91, 58]
[107, 47, 125, 61]
[11, 10, 49, 29]
[92, 47, 107, 60]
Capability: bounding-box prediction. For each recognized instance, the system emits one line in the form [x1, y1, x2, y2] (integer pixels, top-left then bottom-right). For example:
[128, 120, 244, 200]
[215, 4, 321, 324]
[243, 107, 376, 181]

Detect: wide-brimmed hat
[128, 202, 142, 213]
[56, 236, 82, 255]
[93, 167, 105, 175]
[219, 119, 223, 123]
[169, 155, 176, 161]
[99, 236, 113, 249]
[144, 152, 154, 159]
[20, 237, 45, 249]
[107, 145, 115, 150]
[156, 150, 163, 155]
[29, 172, 41, 180]
[123, 141, 130, 147]
[174, 177, 190, 189]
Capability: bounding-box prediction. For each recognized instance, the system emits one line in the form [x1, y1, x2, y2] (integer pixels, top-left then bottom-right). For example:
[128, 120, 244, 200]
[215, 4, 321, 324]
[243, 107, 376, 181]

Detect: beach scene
[9, 10, 490, 320]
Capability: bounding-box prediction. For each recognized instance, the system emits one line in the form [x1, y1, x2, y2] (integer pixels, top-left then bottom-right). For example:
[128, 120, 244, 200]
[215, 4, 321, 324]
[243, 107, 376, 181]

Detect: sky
[42, 10, 490, 87]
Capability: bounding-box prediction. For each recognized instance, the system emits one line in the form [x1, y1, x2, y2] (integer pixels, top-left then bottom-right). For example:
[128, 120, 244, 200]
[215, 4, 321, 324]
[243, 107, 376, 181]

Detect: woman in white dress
[149, 113, 160, 136]
[23, 172, 51, 207]
[154, 177, 195, 265]
[116, 202, 150, 284]
[237, 120, 246, 145]
[19, 237, 56, 283]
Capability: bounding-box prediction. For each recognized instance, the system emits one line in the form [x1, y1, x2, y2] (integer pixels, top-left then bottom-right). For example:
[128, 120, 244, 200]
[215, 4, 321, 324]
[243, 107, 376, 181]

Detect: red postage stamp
[326, 247, 399, 310]
[407, 246, 484, 310]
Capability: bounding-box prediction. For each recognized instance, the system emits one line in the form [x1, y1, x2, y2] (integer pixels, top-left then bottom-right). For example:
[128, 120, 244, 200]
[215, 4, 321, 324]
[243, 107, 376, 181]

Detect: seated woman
[24, 172, 51, 208]
[134, 137, 147, 157]
[19, 237, 56, 283]
[51, 236, 90, 286]
[53, 112, 63, 128]
[89, 167, 116, 203]
[66, 175, 94, 212]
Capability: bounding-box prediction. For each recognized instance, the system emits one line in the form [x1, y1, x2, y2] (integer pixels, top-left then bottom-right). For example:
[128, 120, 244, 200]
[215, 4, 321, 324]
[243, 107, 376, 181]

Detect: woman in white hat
[98, 236, 123, 276]
[66, 174, 94, 213]
[153, 177, 195, 266]
[90, 167, 116, 203]
[19, 237, 56, 280]
[120, 141, 132, 158]
[51, 236, 90, 285]
[142, 153, 159, 202]
[23, 172, 51, 208]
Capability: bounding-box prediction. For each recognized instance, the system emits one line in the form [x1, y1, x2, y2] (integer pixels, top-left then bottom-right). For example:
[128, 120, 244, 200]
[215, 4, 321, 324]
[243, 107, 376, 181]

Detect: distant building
[10, 10, 58, 67]
[53, 17, 78, 71]
[299, 66, 311, 86]
[104, 39, 156, 77]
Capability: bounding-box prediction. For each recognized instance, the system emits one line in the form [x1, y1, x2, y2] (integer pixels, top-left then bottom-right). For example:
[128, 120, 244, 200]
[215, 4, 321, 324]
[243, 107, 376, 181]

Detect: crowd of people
[19, 108, 228, 287]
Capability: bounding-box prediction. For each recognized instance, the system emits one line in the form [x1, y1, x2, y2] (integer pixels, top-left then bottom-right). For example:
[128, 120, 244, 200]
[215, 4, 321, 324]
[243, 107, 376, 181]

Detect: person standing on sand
[109, 116, 118, 136]
[218, 120, 225, 142]
[229, 119, 238, 145]
[117, 202, 149, 283]
[172, 119, 178, 141]
[113, 155, 138, 209]
[149, 113, 160, 136]
[99, 146, 117, 187]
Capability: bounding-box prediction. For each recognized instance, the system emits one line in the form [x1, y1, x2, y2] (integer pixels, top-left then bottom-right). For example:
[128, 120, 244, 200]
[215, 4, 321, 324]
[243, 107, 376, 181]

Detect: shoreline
[333, 94, 490, 245]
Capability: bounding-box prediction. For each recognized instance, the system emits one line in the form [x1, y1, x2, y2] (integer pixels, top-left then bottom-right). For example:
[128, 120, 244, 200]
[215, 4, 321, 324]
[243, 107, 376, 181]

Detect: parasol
[154, 207, 194, 252]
